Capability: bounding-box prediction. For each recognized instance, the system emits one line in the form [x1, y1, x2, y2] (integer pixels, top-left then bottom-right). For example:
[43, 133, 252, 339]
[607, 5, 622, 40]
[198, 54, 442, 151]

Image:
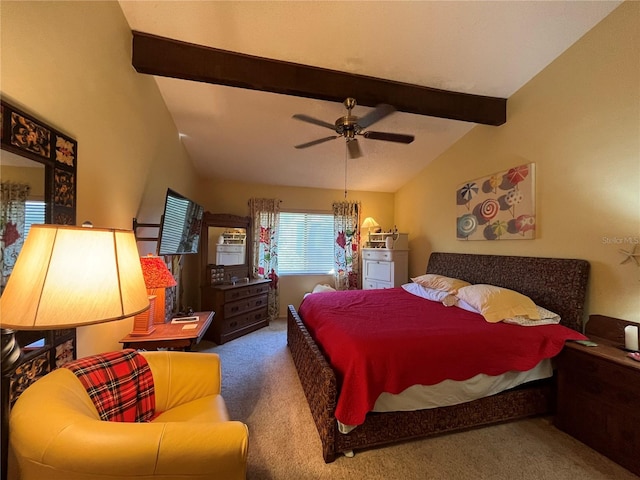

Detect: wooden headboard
[426, 252, 590, 332]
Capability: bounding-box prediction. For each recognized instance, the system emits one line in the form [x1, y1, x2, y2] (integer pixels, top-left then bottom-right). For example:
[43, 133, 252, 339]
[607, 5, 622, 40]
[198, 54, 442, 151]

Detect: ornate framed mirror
[1, 100, 77, 228]
[200, 212, 252, 287]
[0, 99, 78, 405]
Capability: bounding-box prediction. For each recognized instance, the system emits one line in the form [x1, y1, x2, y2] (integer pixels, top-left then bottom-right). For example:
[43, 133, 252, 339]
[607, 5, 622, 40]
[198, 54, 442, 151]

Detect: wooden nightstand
[555, 315, 640, 476]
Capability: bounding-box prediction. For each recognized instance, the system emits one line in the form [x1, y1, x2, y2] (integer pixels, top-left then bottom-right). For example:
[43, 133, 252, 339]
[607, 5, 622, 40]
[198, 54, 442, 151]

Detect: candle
[624, 325, 639, 351]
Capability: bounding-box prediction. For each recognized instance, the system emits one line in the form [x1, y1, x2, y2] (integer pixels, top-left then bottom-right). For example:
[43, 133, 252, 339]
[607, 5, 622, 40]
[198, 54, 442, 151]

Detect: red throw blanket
[65, 349, 156, 422]
[299, 288, 586, 427]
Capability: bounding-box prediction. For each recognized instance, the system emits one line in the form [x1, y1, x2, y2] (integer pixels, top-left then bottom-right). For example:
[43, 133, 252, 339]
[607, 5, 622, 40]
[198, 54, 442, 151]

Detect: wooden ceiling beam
[131, 31, 506, 126]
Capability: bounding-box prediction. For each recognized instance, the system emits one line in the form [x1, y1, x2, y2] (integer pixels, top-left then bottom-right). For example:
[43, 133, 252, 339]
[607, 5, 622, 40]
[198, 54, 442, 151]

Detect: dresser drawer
[362, 249, 393, 261]
[363, 280, 377, 290]
[363, 279, 393, 290]
[558, 348, 640, 407]
[221, 307, 269, 333]
[225, 293, 268, 318]
[216, 244, 244, 253]
[224, 283, 270, 302]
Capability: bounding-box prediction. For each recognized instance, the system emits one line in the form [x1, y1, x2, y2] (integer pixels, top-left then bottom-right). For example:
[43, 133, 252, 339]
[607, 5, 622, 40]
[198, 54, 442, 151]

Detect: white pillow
[503, 305, 561, 326]
[445, 296, 481, 313]
[401, 283, 450, 302]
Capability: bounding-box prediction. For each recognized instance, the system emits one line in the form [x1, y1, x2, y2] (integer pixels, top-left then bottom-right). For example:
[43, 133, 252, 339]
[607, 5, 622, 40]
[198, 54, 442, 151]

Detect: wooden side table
[555, 314, 640, 476]
[120, 311, 214, 351]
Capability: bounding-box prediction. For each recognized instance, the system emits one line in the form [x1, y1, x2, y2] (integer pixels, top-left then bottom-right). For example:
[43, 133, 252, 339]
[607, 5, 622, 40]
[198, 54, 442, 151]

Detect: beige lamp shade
[361, 217, 380, 230]
[0, 224, 149, 330]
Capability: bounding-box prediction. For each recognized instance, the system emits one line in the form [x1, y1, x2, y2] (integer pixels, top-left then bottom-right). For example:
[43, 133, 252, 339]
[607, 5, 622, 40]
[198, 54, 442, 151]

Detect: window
[24, 200, 46, 238]
[278, 212, 334, 275]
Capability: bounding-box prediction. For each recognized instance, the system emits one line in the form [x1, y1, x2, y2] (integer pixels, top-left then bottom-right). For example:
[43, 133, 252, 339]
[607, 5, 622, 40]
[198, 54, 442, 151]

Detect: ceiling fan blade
[292, 114, 336, 130]
[363, 131, 415, 144]
[294, 136, 338, 149]
[346, 138, 362, 159]
[357, 104, 396, 129]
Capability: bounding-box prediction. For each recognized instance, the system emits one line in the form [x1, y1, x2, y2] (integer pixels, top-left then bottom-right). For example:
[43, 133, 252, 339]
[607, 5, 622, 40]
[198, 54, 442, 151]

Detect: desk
[120, 311, 214, 351]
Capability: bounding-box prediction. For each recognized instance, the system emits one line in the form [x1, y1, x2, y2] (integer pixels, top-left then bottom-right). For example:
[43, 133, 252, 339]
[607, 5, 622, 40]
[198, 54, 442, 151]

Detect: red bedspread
[298, 288, 586, 427]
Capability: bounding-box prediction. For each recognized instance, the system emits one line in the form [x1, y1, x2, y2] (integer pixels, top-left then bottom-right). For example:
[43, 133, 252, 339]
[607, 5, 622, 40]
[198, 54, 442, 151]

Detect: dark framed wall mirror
[0, 99, 78, 406]
[199, 212, 252, 289]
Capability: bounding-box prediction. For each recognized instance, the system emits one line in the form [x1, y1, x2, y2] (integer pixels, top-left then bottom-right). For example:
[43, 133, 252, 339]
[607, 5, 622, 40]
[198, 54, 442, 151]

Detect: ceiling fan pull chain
[344, 141, 348, 199]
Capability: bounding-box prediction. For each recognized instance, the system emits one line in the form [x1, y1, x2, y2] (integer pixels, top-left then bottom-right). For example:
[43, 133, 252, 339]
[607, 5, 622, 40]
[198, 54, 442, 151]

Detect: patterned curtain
[333, 201, 361, 290]
[1, 182, 31, 290]
[249, 198, 280, 320]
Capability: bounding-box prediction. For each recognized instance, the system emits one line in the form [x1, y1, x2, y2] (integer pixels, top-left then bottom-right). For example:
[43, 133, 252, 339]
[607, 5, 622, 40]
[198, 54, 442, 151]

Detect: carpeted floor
[197, 319, 638, 480]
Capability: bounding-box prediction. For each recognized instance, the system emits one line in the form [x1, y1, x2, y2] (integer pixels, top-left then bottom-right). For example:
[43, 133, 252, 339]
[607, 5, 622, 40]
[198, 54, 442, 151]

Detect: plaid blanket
[65, 349, 155, 422]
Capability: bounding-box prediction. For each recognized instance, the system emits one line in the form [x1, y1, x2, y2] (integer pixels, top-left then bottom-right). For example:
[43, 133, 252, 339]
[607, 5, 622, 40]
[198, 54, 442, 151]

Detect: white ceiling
[118, 1, 620, 193]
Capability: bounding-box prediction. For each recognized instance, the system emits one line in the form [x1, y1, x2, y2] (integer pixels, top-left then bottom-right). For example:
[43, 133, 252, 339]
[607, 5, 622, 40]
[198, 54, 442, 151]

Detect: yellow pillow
[455, 284, 540, 323]
[411, 274, 470, 293]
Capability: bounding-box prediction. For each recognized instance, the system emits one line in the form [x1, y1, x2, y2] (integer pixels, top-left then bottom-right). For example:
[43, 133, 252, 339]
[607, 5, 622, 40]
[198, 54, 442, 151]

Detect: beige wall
[1, 1, 201, 356]
[0, 165, 45, 199]
[395, 1, 640, 324]
[197, 178, 395, 315]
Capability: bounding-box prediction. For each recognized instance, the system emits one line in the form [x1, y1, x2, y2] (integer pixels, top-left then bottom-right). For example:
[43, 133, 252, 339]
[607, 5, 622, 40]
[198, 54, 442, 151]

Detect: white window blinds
[24, 200, 46, 239]
[278, 212, 334, 275]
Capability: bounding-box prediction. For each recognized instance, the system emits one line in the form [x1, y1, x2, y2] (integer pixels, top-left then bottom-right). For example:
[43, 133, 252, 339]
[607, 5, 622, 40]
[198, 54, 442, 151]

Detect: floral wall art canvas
[456, 163, 536, 240]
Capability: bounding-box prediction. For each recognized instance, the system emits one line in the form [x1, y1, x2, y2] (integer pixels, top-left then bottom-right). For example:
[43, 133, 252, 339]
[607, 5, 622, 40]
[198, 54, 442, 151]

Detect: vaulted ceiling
[118, 1, 620, 192]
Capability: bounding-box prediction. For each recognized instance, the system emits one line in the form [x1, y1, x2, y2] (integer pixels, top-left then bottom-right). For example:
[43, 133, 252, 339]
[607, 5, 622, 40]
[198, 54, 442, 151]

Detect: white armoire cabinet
[361, 233, 408, 290]
[215, 231, 246, 265]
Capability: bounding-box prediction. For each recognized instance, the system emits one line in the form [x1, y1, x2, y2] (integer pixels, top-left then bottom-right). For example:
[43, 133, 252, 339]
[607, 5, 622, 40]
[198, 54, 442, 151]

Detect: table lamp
[131, 255, 177, 335]
[0, 223, 149, 480]
[361, 217, 380, 246]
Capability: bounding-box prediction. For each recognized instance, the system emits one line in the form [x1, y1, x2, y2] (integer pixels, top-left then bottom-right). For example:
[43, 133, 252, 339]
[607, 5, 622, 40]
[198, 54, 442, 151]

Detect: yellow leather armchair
[10, 351, 248, 480]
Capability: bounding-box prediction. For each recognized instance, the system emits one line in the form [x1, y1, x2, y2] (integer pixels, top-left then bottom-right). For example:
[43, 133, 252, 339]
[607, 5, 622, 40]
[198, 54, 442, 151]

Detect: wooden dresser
[201, 279, 271, 344]
[555, 314, 640, 476]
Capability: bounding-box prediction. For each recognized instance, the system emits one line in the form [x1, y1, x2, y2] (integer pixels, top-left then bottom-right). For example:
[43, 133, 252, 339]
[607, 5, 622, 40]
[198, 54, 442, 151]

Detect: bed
[287, 252, 590, 463]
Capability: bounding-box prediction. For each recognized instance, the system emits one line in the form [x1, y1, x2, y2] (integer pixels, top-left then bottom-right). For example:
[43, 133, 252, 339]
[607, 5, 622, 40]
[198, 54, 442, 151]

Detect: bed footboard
[333, 380, 553, 455]
[288, 304, 554, 462]
[286, 251, 589, 462]
[287, 305, 339, 462]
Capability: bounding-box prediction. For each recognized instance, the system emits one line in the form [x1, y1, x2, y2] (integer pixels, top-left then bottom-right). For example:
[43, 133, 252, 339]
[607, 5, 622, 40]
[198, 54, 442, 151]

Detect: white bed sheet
[337, 359, 552, 434]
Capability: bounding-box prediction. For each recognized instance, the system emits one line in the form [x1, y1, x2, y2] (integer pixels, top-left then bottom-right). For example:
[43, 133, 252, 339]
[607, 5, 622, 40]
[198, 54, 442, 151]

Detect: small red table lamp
[130, 255, 177, 335]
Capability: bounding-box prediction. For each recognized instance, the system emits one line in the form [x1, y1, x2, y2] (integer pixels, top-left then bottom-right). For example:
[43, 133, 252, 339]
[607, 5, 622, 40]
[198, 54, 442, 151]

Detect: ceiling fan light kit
[293, 97, 415, 159]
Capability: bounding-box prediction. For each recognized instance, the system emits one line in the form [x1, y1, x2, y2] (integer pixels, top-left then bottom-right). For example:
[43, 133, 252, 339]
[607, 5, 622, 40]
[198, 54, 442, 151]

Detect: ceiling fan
[292, 97, 415, 159]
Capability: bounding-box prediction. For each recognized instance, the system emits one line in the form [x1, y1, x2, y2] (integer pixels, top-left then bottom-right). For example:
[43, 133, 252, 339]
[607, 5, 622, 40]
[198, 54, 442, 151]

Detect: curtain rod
[247, 198, 282, 206]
